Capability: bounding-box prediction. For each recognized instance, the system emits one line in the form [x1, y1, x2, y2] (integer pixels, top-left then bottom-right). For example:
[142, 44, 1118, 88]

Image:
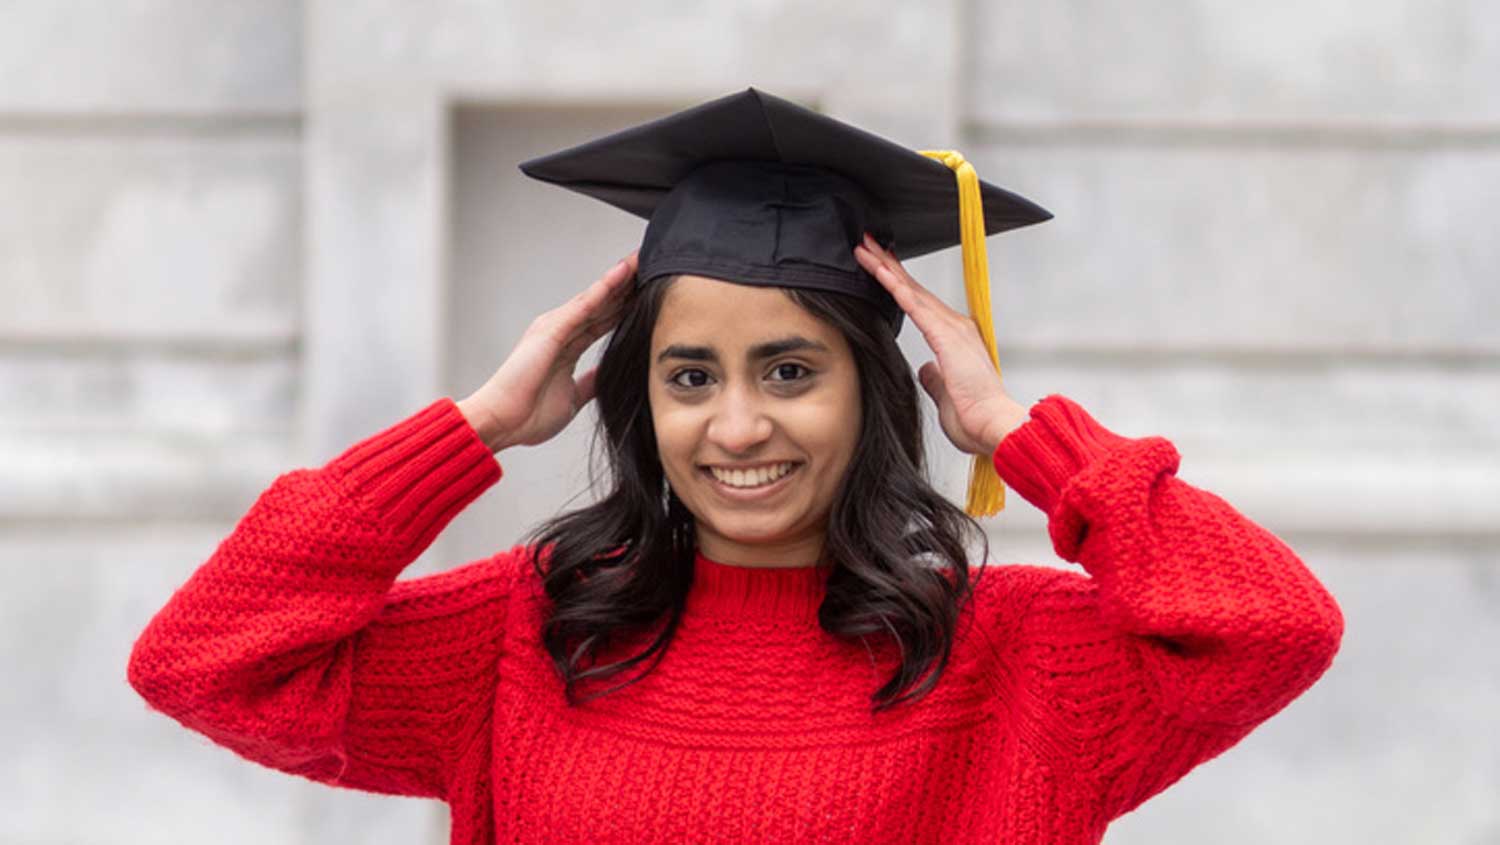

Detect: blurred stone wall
[1, 1, 1494, 843]
[963, 7, 1500, 843]
[0, 2, 385, 843]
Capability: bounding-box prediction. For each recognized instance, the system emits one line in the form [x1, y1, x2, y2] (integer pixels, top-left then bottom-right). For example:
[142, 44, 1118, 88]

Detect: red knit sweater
[127, 394, 1343, 844]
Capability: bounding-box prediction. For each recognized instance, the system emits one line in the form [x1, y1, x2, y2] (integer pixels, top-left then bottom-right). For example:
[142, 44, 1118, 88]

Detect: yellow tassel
[919, 149, 1005, 517]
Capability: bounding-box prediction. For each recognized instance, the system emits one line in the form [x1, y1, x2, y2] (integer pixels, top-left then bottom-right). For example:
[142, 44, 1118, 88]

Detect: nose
[706, 382, 773, 455]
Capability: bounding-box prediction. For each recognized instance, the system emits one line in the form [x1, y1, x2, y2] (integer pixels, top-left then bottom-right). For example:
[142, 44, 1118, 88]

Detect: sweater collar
[685, 549, 829, 621]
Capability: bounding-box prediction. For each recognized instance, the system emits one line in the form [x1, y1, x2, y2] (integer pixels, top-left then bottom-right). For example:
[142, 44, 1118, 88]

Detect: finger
[574, 255, 636, 318]
[854, 244, 921, 312]
[548, 254, 638, 345]
[853, 246, 954, 333]
[859, 236, 918, 287]
[855, 248, 955, 352]
[561, 288, 631, 358]
[856, 237, 954, 316]
[560, 310, 621, 361]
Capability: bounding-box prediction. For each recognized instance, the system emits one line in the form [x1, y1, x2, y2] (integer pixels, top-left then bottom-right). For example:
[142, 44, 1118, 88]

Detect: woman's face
[648, 275, 861, 567]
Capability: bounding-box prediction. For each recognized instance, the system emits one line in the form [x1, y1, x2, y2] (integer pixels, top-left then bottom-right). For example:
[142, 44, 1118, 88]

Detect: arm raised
[127, 398, 519, 799]
[990, 396, 1344, 822]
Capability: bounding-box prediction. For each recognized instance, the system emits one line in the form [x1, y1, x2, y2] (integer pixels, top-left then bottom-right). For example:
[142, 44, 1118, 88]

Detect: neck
[694, 524, 825, 568]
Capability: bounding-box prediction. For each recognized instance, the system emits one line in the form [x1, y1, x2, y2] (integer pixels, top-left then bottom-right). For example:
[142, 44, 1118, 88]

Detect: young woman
[128, 90, 1344, 844]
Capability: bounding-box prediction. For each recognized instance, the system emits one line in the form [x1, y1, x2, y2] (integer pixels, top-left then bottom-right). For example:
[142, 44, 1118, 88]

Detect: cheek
[649, 401, 701, 470]
[826, 385, 863, 476]
[788, 391, 861, 465]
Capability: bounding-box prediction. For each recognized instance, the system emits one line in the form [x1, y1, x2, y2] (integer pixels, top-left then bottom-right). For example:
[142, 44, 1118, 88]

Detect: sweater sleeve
[989, 394, 1344, 823]
[126, 397, 519, 801]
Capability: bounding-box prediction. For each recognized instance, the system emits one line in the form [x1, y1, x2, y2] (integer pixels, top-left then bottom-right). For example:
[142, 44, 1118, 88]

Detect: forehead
[651, 275, 841, 349]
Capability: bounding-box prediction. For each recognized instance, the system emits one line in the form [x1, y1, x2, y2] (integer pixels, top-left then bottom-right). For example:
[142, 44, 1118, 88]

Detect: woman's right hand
[457, 251, 639, 453]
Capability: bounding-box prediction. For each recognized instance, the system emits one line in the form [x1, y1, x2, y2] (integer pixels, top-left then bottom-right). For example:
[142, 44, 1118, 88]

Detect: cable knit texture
[127, 394, 1344, 844]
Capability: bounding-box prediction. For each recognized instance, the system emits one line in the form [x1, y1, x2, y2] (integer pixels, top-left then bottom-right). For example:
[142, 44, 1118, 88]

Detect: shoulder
[965, 562, 1099, 651]
[969, 561, 1089, 611]
[384, 543, 546, 615]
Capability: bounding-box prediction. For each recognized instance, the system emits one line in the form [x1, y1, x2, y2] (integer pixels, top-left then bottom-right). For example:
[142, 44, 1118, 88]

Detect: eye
[669, 368, 713, 389]
[768, 362, 810, 382]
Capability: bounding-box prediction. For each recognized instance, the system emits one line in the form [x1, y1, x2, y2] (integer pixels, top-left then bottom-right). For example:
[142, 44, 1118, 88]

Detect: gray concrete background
[1, 1, 1495, 842]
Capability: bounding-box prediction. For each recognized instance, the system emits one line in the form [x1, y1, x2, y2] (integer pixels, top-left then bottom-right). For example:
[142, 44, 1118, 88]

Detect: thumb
[574, 366, 600, 408]
[917, 361, 949, 407]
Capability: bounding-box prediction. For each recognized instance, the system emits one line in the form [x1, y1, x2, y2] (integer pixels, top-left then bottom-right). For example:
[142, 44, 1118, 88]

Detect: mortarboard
[518, 87, 1051, 516]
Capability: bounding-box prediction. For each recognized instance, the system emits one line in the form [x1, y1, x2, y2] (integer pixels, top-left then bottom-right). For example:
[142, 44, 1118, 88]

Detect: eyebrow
[656, 335, 830, 365]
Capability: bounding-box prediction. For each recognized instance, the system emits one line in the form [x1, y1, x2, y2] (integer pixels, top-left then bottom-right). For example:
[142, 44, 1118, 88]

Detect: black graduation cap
[518, 87, 1052, 516]
[518, 87, 1050, 329]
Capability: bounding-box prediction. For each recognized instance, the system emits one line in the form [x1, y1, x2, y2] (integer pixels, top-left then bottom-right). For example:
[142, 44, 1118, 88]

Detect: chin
[706, 514, 792, 542]
[699, 510, 807, 546]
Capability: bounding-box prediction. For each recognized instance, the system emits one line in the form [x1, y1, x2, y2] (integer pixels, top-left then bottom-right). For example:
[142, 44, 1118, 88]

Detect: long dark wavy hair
[523, 275, 989, 714]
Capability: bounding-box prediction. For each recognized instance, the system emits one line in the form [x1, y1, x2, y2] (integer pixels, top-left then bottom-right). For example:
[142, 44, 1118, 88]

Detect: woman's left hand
[854, 234, 1029, 456]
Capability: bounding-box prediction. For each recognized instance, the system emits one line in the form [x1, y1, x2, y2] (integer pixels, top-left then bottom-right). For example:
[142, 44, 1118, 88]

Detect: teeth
[709, 462, 795, 489]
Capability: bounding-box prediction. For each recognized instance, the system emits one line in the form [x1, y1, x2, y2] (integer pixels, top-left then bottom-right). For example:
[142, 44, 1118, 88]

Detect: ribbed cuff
[326, 397, 503, 547]
[991, 394, 1132, 514]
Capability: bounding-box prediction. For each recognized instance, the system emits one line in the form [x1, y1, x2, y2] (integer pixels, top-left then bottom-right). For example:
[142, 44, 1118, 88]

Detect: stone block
[978, 354, 1500, 537]
[0, 343, 298, 527]
[1105, 539, 1500, 844]
[0, 0, 301, 113]
[0, 430, 292, 521]
[967, 142, 1500, 352]
[0, 131, 301, 337]
[0, 527, 444, 843]
[968, 3, 1500, 122]
[0, 350, 296, 434]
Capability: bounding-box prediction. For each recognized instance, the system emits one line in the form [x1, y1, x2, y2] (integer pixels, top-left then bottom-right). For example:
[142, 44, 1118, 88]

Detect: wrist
[456, 396, 512, 454]
[980, 395, 1029, 454]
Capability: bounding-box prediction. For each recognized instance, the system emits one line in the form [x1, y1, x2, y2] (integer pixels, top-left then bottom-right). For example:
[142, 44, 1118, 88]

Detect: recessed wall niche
[442, 103, 665, 567]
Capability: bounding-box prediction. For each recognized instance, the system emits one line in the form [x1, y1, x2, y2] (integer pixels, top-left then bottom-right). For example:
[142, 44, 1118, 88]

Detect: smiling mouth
[701, 461, 800, 490]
